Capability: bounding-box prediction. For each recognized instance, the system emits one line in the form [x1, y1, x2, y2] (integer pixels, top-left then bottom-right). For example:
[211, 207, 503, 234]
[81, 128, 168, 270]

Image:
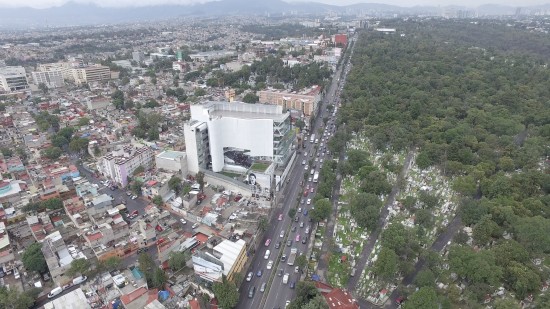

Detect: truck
[313, 172, 319, 183]
[287, 248, 298, 266]
[310, 134, 315, 143]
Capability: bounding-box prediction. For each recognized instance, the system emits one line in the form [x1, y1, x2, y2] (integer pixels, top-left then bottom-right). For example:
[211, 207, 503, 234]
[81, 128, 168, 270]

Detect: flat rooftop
[199, 101, 287, 121]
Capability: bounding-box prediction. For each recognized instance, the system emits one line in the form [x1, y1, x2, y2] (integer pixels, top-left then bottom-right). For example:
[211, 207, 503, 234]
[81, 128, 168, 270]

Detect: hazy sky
[0, 0, 547, 9]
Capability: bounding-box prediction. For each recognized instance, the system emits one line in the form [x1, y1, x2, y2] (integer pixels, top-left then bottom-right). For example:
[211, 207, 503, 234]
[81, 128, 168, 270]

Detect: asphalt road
[236, 40, 352, 309]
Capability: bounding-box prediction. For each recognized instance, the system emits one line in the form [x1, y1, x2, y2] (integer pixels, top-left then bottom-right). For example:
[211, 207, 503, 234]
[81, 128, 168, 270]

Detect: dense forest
[338, 20, 550, 308]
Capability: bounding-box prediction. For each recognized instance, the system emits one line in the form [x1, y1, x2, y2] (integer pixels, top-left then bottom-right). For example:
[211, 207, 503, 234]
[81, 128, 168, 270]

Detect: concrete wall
[201, 169, 252, 197]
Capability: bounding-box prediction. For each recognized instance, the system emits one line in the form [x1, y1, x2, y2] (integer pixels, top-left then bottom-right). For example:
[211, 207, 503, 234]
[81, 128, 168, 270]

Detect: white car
[267, 260, 273, 270]
[180, 218, 187, 225]
[192, 223, 199, 229]
[280, 230, 285, 238]
[285, 300, 291, 308]
[307, 199, 311, 205]
[246, 272, 253, 282]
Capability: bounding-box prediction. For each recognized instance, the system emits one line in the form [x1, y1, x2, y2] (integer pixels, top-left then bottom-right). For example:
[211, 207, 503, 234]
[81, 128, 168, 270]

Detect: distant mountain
[0, 0, 548, 29]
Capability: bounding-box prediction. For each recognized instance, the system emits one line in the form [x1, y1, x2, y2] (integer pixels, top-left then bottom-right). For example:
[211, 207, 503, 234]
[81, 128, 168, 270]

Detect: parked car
[278, 214, 283, 221]
[192, 223, 199, 229]
[246, 272, 253, 282]
[48, 287, 63, 298]
[264, 239, 271, 247]
[180, 218, 187, 225]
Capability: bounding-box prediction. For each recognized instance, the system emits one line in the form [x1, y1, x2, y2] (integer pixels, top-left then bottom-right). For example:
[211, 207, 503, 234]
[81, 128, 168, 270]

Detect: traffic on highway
[237, 37, 355, 309]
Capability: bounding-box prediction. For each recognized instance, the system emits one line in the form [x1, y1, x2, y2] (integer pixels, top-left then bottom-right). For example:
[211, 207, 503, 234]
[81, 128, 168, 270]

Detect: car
[315, 158, 318, 162]
[257, 270, 262, 277]
[320, 159, 324, 163]
[298, 208, 302, 213]
[294, 216, 299, 222]
[265, 239, 271, 246]
[305, 226, 310, 234]
[302, 160, 306, 165]
[281, 255, 287, 262]
[264, 250, 270, 259]
[260, 282, 267, 292]
[295, 266, 300, 273]
[292, 226, 297, 232]
[306, 199, 311, 205]
[137, 247, 149, 253]
[308, 177, 312, 182]
[301, 199, 305, 204]
[396, 296, 406, 305]
[280, 231, 285, 238]
[180, 218, 186, 225]
[302, 237, 307, 244]
[267, 260, 273, 269]
[248, 286, 256, 298]
[278, 269, 284, 276]
[287, 240, 292, 247]
[246, 272, 253, 282]
[303, 210, 308, 216]
[285, 300, 291, 308]
[192, 223, 199, 229]
[13, 268, 20, 279]
[300, 221, 304, 228]
[131, 195, 137, 200]
[275, 242, 281, 249]
[126, 191, 132, 196]
[48, 287, 63, 298]
[304, 165, 308, 170]
[295, 235, 300, 242]
[290, 281, 296, 289]
[310, 187, 314, 193]
[278, 214, 283, 221]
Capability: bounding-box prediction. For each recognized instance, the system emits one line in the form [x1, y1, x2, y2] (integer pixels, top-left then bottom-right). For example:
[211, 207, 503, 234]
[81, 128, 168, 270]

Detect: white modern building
[156, 150, 188, 176]
[0, 66, 29, 93]
[184, 101, 294, 174]
[97, 144, 154, 187]
[32, 70, 65, 88]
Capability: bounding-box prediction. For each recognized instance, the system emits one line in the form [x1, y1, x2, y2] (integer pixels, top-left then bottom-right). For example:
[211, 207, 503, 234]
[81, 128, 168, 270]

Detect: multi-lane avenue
[237, 36, 356, 309]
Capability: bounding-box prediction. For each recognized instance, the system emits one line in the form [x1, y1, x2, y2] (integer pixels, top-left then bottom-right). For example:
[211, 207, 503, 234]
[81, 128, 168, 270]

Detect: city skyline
[0, 0, 548, 9]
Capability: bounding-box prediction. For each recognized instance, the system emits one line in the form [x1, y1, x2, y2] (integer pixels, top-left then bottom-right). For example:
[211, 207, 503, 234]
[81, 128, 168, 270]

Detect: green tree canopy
[212, 275, 239, 309]
[22, 243, 47, 274]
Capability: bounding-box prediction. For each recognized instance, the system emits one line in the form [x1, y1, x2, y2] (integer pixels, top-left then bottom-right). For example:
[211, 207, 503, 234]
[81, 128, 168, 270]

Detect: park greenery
[337, 20, 550, 307]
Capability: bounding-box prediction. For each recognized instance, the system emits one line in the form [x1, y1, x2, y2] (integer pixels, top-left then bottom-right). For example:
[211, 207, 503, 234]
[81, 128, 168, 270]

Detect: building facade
[184, 101, 294, 174]
[98, 144, 154, 187]
[258, 85, 322, 117]
[192, 239, 247, 282]
[31, 70, 65, 88]
[72, 65, 111, 84]
[0, 66, 29, 93]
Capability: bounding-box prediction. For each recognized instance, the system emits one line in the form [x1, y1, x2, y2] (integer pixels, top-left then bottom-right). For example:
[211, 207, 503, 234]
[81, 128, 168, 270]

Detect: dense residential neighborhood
[0, 2, 550, 309]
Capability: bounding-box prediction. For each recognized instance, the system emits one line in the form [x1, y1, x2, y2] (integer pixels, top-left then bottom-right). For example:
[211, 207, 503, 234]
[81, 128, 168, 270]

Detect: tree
[151, 267, 167, 289]
[41, 146, 63, 160]
[67, 258, 91, 277]
[0, 147, 13, 157]
[69, 137, 89, 154]
[212, 275, 239, 309]
[258, 217, 269, 232]
[22, 243, 47, 274]
[42, 198, 63, 210]
[302, 295, 330, 309]
[98, 256, 122, 273]
[0, 286, 36, 309]
[111, 89, 125, 110]
[514, 216, 550, 254]
[415, 269, 436, 288]
[152, 195, 163, 206]
[295, 119, 305, 131]
[242, 93, 259, 103]
[131, 181, 143, 195]
[491, 240, 529, 267]
[288, 208, 297, 219]
[168, 251, 190, 271]
[289, 281, 322, 308]
[168, 176, 183, 195]
[310, 198, 332, 222]
[504, 261, 541, 299]
[38, 82, 48, 94]
[373, 247, 399, 280]
[493, 298, 520, 309]
[78, 117, 90, 126]
[133, 165, 145, 176]
[196, 172, 205, 192]
[403, 287, 438, 309]
[295, 254, 307, 270]
[194, 88, 206, 97]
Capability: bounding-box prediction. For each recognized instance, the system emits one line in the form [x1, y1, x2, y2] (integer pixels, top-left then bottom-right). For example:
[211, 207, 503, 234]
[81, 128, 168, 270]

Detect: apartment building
[0, 66, 29, 93]
[31, 70, 65, 88]
[72, 65, 111, 85]
[258, 85, 322, 117]
[98, 144, 154, 187]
